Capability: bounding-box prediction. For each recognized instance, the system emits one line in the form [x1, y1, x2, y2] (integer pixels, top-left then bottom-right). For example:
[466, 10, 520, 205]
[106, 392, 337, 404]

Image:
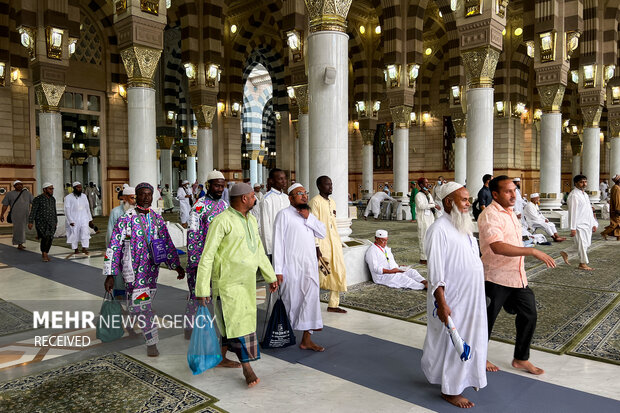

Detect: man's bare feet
[42, 253, 50, 262]
[217, 357, 242, 368]
[441, 393, 474, 408]
[242, 363, 260, 388]
[512, 359, 544, 375]
[578, 263, 594, 271]
[300, 331, 325, 352]
[327, 307, 347, 313]
[560, 251, 570, 265]
[486, 360, 500, 372]
[17, 244, 25, 250]
[82, 248, 89, 256]
[552, 236, 566, 242]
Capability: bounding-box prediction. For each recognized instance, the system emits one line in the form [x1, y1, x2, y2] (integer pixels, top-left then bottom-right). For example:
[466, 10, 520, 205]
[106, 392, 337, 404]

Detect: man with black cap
[1, 180, 33, 250]
[196, 182, 279, 387]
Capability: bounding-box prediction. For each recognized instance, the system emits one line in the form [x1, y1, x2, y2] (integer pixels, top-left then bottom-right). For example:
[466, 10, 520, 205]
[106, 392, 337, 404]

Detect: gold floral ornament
[35, 83, 66, 112]
[121, 46, 162, 88]
[304, 0, 353, 33]
[538, 84, 565, 113]
[192, 105, 216, 129]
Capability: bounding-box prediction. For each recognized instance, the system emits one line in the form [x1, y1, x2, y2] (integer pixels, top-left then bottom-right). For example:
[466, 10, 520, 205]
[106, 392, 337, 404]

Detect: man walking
[260, 168, 289, 259]
[64, 182, 93, 256]
[478, 176, 556, 375]
[1, 180, 34, 250]
[309, 176, 347, 313]
[28, 183, 57, 262]
[85, 182, 100, 216]
[177, 180, 192, 228]
[561, 175, 598, 270]
[196, 183, 279, 387]
[473, 174, 493, 220]
[601, 174, 620, 240]
[274, 183, 327, 351]
[415, 177, 439, 264]
[106, 184, 136, 246]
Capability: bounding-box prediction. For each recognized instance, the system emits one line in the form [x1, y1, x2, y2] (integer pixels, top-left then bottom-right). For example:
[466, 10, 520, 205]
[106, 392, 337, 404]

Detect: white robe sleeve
[260, 197, 274, 253]
[65, 195, 74, 224]
[365, 246, 386, 276]
[176, 187, 185, 201]
[272, 209, 287, 274]
[424, 224, 447, 295]
[84, 196, 93, 222]
[415, 192, 434, 210]
[567, 192, 578, 230]
[305, 213, 326, 239]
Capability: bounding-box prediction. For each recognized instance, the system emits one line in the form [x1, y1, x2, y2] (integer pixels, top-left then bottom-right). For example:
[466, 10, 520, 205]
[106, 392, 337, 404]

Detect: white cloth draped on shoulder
[177, 186, 191, 224]
[64, 193, 92, 249]
[421, 215, 488, 396]
[563, 188, 598, 264]
[365, 244, 426, 289]
[273, 206, 326, 331]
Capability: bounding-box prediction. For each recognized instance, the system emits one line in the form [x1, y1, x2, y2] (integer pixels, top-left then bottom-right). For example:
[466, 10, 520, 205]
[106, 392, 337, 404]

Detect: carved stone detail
[187, 145, 198, 157]
[62, 150, 72, 160]
[86, 147, 100, 157]
[360, 129, 375, 145]
[461, 46, 500, 88]
[120, 46, 162, 88]
[250, 150, 260, 160]
[452, 116, 467, 137]
[35, 82, 66, 112]
[293, 84, 309, 114]
[192, 105, 216, 128]
[304, 0, 352, 32]
[157, 136, 174, 149]
[608, 109, 620, 138]
[581, 105, 603, 128]
[389, 105, 412, 129]
[538, 84, 566, 113]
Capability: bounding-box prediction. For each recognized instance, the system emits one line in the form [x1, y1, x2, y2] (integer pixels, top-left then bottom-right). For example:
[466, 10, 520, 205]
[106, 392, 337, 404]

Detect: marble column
[461, 47, 500, 198]
[250, 159, 258, 185]
[156, 150, 161, 186]
[74, 161, 84, 184]
[37, 82, 66, 212]
[572, 154, 581, 178]
[294, 85, 309, 189]
[263, 165, 268, 185]
[581, 105, 603, 203]
[63, 159, 72, 189]
[35, 137, 41, 194]
[390, 106, 411, 201]
[537, 84, 566, 209]
[257, 161, 263, 186]
[160, 149, 173, 189]
[121, 46, 162, 207]
[87, 156, 99, 186]
[452, 117, 467, 185]
[187, 144, 197, 184]
[361, 129, 374, 200]
[193, 105, 216, 184]
[306, 1, 352, 238]
[607, 102, 620, 180]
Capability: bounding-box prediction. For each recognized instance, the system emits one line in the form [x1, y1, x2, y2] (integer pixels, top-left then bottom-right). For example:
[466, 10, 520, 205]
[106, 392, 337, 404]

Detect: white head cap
[13, 180, 22, 186]
[437, 182, 464, 201]
[42, 182, 53, 189]
[206, 169, 225, 181]
[513, 177, 521, 182]
[122, 184, 136, 196]
[72, 181, 82, 187]
[287, 183, 304, 195]
[182, 180, 190, 185]
[375, 230, 388, 238]
[530, 193, 540, 199]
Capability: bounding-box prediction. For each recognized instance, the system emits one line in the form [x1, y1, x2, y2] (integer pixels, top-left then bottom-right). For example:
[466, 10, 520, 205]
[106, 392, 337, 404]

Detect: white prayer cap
[182, 180, 190, 185]
[613, 174, 620, 182]
[206, 169, 225, 181]
[375, 230, 388, 238]
[229, 182, 253, 197]
[287, 183, 304, 195]
[513, 177, 521, 182]
[122, 184, 135, 196]
[72, 181, 82, 187]
[12, 180, 22, 186]
[253, 183, 261, 188]
[530, 193, 540, 199]
[42, 182, 53, 189]
[437, 182, 464, 201]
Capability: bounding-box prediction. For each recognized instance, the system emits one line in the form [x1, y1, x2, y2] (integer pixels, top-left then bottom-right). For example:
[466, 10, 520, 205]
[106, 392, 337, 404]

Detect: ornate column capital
[538, 84, 566, 113]
[86, 147, 100, 157]
[461, 46, 501, 89]
[250, 150, 260, 161]
[157, 136, 174, 149]
[304, 0, 352, 33]
[192, 105, 216, 128]
[120, 46, 162, 88]
[360, 129, 375, 146]
[62, 149, 72, 160]
[35, 82, 66, 112]
[293, 84, 309, 114]
[581, 105, 603, 128]
[608, 108, 620, 138]
[452, 116, 467, 138]
[156, 149, 161, 160]
[389, 105, 412, 129]
[187, 145, 197, 157]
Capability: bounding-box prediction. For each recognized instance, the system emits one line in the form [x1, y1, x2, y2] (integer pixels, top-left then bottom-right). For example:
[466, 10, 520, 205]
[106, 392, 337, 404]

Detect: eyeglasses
[294, 191, 309, 196]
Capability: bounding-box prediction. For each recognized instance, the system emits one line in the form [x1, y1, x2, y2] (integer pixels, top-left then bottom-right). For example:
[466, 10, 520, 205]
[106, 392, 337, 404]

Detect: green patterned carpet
[0, 299, 33, 337]
[569, 298, 620, 364]
[0, 353, 225, 413]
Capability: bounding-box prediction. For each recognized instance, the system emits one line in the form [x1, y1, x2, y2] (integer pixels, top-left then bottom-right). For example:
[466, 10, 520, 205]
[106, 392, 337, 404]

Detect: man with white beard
[421, 182, 487, 409]
[561, 175, 598, 271]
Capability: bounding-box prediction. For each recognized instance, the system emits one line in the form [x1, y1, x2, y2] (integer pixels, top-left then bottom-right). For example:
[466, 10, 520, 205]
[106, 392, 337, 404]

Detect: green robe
[196, 207, 276, 338]
[410, 188, 418, 220]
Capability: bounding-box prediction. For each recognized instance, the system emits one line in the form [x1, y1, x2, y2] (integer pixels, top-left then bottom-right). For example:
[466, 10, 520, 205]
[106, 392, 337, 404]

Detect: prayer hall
[1, 0, 620, 412]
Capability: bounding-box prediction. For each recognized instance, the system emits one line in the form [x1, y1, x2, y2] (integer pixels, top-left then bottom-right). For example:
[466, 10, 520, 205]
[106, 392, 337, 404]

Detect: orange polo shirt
[478, 200, 527, 288]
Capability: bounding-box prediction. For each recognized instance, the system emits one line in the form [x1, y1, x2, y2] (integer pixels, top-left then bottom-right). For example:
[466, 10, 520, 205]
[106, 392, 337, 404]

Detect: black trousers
[37, 229, 53, 253]
[485, 281, 537, 361]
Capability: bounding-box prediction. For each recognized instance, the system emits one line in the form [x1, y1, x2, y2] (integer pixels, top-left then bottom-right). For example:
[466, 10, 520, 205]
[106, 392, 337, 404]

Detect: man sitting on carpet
[365, 230, 427, 290]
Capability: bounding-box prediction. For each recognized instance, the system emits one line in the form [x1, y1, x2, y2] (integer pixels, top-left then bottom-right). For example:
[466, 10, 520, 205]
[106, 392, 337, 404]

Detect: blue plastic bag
[187, 306, 222, 375]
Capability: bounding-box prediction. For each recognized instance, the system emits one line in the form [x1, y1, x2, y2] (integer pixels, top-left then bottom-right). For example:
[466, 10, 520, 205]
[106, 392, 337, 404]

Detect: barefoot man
[422, 182, 488, 409]
[478, 176, 556, 375]
[273, 183, 327, 352]
[196, 183, 279, 387]
[560, 175, 599, 270]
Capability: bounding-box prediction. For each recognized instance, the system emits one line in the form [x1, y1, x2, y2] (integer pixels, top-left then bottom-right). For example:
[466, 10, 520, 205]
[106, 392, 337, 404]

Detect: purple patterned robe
[103, 209, 180, 345]
[185, 196, 228, 327]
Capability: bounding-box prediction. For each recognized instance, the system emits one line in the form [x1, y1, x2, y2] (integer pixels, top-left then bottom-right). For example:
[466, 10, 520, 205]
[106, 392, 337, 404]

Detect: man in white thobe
[250, 183, 263, 229]
[365, 229, 427, 290]
[177, 180, 192, 228]
[561, 175, 598, 271]
[600, 180, 608, 201]
[273, 183, 327, 352]
[421, 182, 487, 409]
[432, 176, 446, 218]
[64, 182, 93, 255]
[363, 189, 394, 220]
[512, 178, 527, 220]
[523, 193, 566, 242]
[415, 177, 439, 264]
[260, 168, 289, 259]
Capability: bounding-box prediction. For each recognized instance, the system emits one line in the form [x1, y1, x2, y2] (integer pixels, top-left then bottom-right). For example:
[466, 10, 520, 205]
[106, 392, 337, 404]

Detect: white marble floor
[0, 238, 619, 413]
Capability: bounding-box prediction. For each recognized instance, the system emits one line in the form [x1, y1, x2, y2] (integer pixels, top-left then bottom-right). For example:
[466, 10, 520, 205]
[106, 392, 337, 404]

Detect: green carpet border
[0, 298, 34, 337]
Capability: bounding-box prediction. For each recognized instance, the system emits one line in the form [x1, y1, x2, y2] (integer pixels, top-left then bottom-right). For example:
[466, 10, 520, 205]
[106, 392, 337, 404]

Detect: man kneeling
[365, 230, 427, 290]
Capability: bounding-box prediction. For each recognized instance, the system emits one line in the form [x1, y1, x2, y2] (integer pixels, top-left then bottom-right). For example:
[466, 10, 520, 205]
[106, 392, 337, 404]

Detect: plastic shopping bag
[96, 292, 125, 343]
[187, 306, 222, 375]
[261, 294, 296, 349]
